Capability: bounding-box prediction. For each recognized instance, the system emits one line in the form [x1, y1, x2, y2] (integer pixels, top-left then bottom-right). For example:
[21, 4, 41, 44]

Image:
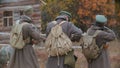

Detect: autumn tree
[40, 0, 119, 33]
[78, 0, 115, 26]
[77, 0, 120, 38]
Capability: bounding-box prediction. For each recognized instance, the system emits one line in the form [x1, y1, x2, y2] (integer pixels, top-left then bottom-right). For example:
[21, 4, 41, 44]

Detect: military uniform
[7, 15, 45, 68]
[46, 11, 83, 68]
[87, 15, 115, 68]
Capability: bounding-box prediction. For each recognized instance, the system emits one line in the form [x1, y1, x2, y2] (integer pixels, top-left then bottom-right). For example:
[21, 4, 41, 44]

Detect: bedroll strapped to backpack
[10, 22, 30, 49]
[80, 30, 103, 61]
[45, 21, 72, 56]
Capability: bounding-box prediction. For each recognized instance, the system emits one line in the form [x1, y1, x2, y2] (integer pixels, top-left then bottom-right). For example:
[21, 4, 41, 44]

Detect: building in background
[0, 0, 45, 32]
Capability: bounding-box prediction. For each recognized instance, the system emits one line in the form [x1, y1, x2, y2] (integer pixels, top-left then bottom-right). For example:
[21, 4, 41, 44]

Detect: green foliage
[40, 0, 86, 32]
[41, 0, 70, 22]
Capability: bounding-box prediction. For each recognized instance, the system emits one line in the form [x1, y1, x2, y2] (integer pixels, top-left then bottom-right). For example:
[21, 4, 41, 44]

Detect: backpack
[80, 30, 103, 61]
[45, 21, 72, 56]
[10, 22, 30, 49]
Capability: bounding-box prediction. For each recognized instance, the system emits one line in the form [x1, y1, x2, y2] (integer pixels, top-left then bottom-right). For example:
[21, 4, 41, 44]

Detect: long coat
[46, 19, 83, 68]
[87, 25, 115, 68]
[7, 23, 44, 68]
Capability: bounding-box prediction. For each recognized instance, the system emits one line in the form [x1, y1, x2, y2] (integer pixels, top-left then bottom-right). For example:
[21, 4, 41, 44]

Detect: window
[3, 11, 13, 27]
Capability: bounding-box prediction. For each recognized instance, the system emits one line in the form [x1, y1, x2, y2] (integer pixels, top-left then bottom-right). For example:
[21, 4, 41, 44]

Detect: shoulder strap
[86, 29, 90, 34]
[87, 28, 102, 37]
[52, 21, 57, 24]
[93, 30, 102, 37]
[52, 21, 66, 26]
[21, 22, 29, 26]
[58, 21, 66, 25]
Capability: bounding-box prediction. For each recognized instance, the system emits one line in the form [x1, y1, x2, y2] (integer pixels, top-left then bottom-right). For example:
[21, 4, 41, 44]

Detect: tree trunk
[115, 0, 120, 22]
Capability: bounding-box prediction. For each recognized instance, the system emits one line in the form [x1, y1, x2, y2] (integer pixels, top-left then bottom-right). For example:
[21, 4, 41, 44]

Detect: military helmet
[59, 11, 72, 18]
[95, 15, 107, 23]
